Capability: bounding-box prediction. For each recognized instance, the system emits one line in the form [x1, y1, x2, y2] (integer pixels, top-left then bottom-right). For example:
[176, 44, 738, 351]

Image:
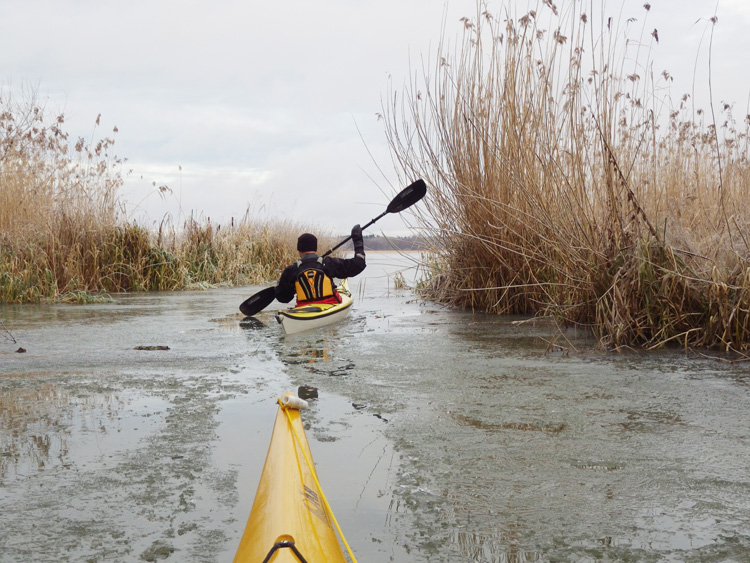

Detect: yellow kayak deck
[233, 393, 353, 563]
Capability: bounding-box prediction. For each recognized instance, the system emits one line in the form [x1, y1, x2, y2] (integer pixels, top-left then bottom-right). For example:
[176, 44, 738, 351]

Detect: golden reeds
[0, 90, 304, 302]
[385, 1, 750, 352]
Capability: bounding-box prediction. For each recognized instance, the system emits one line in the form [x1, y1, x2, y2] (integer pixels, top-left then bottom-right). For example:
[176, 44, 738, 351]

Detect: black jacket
[275, 253, 366, 304]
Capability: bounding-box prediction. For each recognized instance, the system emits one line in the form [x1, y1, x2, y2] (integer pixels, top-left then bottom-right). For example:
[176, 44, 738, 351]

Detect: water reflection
[453, 530, 543, 563]
[0, 382, 123, 481]
[264, 333, 359, 378]
[286, 343, 332, 363]
[238, 317, 268, 331]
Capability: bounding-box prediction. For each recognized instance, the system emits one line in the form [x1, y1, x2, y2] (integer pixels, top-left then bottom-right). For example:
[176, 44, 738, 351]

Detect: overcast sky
[3, 0, 749, 237]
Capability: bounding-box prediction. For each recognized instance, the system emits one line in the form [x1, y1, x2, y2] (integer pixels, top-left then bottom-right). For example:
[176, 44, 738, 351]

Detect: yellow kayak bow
[233, 393, 356, 563]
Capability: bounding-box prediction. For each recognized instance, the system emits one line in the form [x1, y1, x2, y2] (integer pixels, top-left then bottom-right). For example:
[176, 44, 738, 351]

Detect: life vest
[294, 256, 341, 304]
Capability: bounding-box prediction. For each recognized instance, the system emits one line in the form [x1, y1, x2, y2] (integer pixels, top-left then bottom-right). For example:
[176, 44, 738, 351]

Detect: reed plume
[384, 1, 750, 352]
[1, 88, 303, 301]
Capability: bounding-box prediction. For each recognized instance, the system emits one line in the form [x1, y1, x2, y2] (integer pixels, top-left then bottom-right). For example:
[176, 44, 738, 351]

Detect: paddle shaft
[321, 210, 387, 258]
[321, 179, 426, 257]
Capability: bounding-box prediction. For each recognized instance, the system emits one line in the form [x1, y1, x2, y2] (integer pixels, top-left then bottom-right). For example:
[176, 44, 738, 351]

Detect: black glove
[351, 224, 364, 255]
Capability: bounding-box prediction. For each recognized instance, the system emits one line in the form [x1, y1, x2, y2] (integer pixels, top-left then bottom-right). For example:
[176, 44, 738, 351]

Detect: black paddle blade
[239, 286, 276, 317]
[386, 179, 426, 213]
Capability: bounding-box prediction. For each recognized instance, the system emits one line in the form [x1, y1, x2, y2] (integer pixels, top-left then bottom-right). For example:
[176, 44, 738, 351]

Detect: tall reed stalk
[1, 89, 303, 302]
[384, 1, 750, 352]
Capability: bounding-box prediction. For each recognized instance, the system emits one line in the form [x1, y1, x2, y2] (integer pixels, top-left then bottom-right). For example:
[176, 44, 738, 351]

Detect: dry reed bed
[384, 1, 750, 352]
[0, 90, 301, 302]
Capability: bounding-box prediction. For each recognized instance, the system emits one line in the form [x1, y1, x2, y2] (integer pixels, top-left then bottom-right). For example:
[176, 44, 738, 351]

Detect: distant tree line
[340, 235, 428, 252]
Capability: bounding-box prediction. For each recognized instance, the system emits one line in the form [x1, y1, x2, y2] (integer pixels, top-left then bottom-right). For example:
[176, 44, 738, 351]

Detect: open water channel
[1, 253, 749, 562]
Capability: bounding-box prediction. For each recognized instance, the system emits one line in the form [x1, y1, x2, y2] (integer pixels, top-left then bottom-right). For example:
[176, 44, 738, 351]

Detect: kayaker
[275, 225, 366, 306]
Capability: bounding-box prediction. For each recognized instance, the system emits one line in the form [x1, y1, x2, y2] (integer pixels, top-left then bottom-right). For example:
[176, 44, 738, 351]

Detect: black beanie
[297, 233, 317, 252]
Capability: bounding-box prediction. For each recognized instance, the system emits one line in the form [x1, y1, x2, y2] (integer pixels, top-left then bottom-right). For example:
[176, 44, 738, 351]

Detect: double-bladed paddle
[238, 179, 427, 317]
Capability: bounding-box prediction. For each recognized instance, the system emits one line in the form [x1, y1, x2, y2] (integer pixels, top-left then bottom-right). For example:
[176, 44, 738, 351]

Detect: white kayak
[275, 279, 353, 334]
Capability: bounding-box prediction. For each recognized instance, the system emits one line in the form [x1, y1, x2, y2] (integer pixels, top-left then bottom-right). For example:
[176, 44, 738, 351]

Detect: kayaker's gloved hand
[351, 224, 365, 257]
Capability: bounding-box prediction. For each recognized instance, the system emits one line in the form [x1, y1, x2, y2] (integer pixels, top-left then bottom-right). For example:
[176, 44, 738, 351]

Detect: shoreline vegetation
[0, 89, 307, 303]
[384, 2, 750, 354]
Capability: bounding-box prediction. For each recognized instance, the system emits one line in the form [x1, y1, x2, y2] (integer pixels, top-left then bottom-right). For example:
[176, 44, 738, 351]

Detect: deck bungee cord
[278, 395, 359, 563]
[232, 392, 358, 563]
